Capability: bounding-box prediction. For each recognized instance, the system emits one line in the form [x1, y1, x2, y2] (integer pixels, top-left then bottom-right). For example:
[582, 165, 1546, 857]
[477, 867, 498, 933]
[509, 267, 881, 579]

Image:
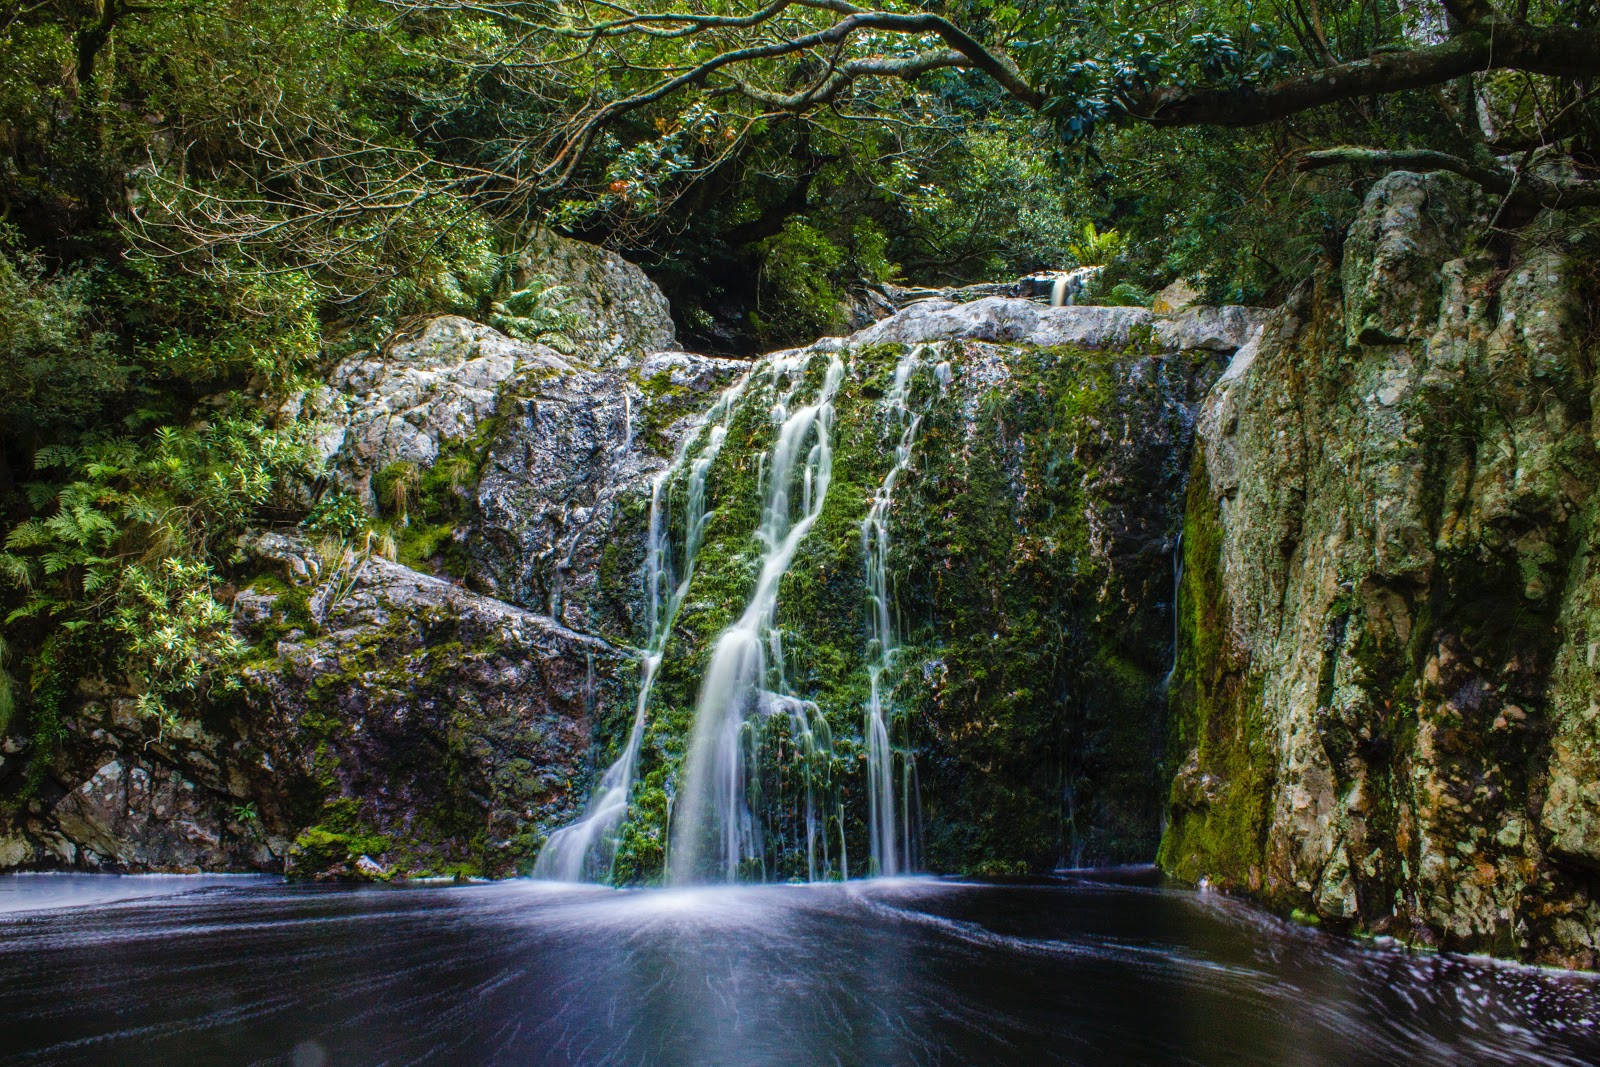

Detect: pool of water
[0, 868, 1595, 1065]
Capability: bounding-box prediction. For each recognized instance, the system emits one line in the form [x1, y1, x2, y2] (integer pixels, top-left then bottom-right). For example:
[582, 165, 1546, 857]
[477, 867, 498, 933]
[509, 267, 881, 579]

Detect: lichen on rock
[1162, 172, 1600, 967]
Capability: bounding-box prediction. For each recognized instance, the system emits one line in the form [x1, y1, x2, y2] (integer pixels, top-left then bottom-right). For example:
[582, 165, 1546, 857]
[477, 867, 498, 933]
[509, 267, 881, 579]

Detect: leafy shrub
[1067, 223, 1125, 267]
[1, 411, 322, 733]
[1102, 282, 1152, 307]
[0, 233, 126, 441]
[750, 218, 848, 346]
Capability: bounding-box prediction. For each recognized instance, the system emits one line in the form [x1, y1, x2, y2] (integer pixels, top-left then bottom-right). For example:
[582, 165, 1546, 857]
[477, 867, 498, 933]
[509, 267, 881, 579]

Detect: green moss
[887, 341, 1176, 872]
[594, 340, 1192, 882]
[235, 575, 316, 654]
[286, 825, 393, 881]
[1157, 450, 1275, 891]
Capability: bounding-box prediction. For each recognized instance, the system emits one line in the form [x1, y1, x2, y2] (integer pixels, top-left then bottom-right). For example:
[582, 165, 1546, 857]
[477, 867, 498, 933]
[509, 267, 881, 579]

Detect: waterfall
[1049, 265, 1105, 307]
[1161, 530, 1183, 694]
[533, 374, 750, 881]
[668, 353, 845, 884]
[861, 350, 924, 876]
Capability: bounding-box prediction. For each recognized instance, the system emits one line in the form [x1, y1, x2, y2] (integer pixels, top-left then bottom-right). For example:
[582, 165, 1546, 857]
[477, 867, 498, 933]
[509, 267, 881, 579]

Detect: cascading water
[533, 375, 749, 881]
[860, 350, 925, 876]
[1049, 265, 1104, 307]
[1161, 530, 1183, 695]
[668, 353, 845, 884]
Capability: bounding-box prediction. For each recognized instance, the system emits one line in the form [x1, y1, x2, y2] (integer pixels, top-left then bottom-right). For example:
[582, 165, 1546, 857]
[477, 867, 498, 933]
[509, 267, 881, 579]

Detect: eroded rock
[1164, 174, 1600, 967]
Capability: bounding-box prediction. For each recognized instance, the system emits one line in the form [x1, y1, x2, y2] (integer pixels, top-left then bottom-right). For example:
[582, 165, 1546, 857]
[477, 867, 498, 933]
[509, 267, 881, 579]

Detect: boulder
[1342, 171, 1471, 346]
[515, 227, 676, 365]
[851, 296, 1269, 353]
[288, 316, 570, 507]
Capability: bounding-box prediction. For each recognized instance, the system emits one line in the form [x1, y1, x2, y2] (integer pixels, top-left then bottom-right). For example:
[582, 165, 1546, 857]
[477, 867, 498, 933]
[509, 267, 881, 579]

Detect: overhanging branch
[1296, 146, 1600, 210]
[1130, 23, 1600, 128]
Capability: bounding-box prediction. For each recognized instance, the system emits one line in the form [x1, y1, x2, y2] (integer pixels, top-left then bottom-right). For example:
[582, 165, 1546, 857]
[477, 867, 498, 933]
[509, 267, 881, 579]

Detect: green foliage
[125, 260, 324, 389]
[1101, 282, 1153, 307]
[114, 557, 244, 733]
[428, 234, 579, 351]
[375, 462, 423, 524]
[0, 636, 13, 734]
[18, 630, 81, 798]
[750, 219, 849, 345]
[1, 412, 322, 734]
[1067, 223, 1125, 267]
[0, 234, 125, 442]
[303, 489, 371, 542]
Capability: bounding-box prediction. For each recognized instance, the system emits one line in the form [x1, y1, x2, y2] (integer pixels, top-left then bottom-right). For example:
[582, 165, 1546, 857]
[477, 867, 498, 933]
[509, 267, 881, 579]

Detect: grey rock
[471, 348, 745, 630]
[292, 317, 571, 507]
[242, 530, 321, 585]
[515, 227, 676, 365]
[241, 541, 635, 878]
[851, 297, 1268, 352]
[1342, 171, 1470, 346]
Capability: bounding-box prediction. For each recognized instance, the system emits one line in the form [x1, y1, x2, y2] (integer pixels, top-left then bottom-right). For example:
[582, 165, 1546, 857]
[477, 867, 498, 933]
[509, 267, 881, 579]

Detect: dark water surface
[1, 868, 1596, 1066]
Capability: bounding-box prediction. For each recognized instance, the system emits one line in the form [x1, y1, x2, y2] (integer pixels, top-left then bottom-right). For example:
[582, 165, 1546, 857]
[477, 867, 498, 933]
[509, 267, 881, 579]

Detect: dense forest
[2, 0, 1598, 845]
[10, 0, 1600, 1057]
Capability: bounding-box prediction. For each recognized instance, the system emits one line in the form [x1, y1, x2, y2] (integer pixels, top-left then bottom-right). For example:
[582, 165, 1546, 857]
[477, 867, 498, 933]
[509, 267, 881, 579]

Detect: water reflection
[0, 869, 1595, 1065]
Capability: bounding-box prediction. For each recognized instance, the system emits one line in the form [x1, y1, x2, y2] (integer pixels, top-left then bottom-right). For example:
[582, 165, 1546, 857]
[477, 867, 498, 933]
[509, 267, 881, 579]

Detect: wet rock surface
[469, 347, 745, 632]
[288, 316, 573, 508]
[1163, 172, 1600, 966]
[242, 544, 633, 880]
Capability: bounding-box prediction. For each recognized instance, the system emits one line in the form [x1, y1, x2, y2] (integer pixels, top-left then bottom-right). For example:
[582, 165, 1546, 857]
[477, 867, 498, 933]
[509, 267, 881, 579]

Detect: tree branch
[731, 49, 969, 110]
[1296, 146, 1600, 209]
[536, 9, 1040, 190]
[1130, 22, 1600, 128]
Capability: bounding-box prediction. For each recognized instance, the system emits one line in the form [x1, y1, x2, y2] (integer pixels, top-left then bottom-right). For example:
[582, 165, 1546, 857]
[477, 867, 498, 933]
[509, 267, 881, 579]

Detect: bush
[0, 233, 125, 442]
[1, 411, 323, 733]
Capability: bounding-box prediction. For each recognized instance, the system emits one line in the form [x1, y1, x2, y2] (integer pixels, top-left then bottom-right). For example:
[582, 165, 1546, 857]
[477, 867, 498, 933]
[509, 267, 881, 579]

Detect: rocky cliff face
[17, 198, 1593, 970]
[1161, 172, 1600, 967]
[0, 232, 718, 879]
[0, 212, 1263, 879]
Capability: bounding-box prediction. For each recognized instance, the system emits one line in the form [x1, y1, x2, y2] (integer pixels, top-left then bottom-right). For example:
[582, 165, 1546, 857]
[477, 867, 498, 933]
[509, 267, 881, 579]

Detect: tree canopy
[1, 0, 1597, 746]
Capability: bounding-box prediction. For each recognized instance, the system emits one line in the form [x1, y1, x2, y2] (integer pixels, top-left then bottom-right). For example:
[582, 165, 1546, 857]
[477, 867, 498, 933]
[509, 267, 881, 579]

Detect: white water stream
[861, 351, 924, 876]
[668, 353, 845, 883]
[533, 375, 749, 881]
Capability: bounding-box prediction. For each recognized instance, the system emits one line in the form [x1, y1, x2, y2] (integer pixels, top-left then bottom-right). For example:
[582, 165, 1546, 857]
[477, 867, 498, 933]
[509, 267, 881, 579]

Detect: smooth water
[670, 354, 845, 883]
[2, 871, 1597, 1066]
[534, 374, 750, 882]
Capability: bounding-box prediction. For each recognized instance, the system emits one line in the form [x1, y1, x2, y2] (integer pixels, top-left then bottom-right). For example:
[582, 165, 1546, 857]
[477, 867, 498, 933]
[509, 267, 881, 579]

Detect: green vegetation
[1, 413, 322, 733]
[2, 0, 1598, 884]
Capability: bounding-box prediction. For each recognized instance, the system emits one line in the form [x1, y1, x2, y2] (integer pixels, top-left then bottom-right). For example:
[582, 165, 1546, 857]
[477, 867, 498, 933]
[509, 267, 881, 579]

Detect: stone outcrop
[850, 296, 1269, 352]
[1161, 171, 1600, 967]
[241, 542, 633, 880]
[0, 230, 690, 879]
[17, 200, 1598, 974]
[288, 316, 572, 507]
[515, 227, 676, 365]
[286, 226, 684, 511]
[0, 535, 634, 879]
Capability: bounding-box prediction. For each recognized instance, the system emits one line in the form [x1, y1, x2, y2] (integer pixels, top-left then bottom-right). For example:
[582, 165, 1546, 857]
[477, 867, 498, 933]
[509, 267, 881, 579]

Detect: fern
[1067, 222, 1126, 267]
[33, 445, 79, 470]
[2, 405, 329, 732]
